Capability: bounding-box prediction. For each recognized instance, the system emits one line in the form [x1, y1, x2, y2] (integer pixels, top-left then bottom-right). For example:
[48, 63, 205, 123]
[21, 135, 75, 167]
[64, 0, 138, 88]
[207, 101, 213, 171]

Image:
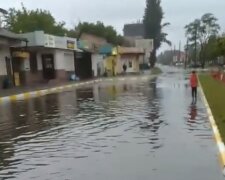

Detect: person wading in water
[190, 71, 198, 104]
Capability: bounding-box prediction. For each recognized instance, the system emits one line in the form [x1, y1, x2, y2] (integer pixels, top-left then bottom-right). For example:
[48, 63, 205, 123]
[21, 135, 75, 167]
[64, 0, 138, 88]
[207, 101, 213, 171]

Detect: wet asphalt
[0, 66, 224, 180]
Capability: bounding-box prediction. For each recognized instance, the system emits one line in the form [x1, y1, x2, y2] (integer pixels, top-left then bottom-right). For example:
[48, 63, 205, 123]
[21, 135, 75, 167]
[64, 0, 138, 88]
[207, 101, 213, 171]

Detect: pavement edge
[198, 76, 225, 175]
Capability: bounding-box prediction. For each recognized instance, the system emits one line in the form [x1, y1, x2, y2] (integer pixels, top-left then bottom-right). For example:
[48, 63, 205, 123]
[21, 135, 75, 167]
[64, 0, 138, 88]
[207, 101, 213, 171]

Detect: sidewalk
[0, 81, 77, 98]
[0, 73, 154, 102]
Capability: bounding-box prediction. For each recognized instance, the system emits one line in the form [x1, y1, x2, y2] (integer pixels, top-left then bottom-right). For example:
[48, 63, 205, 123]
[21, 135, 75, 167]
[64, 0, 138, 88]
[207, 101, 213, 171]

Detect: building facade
[0, 29, 26, 88]
[12, 31, 78, 86]
[102, 46, 144, 76]
[116, 47, 144, 74]
[79, 33, 108, 77]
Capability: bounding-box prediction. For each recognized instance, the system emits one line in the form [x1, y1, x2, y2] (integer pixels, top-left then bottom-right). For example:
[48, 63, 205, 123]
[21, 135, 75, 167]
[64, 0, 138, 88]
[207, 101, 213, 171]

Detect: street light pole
[194, 25, 198, 66]
[185, 39, 189, 69]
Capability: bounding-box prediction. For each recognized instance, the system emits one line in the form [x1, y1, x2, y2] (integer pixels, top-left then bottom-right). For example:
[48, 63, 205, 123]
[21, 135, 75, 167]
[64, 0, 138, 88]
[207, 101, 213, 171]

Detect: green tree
[75, 21, 123, 45]
[204, 36, 219, 63]
[143, 0, 171, 67]
[4, 5, 68, 36]
[217, 37, 225, 57]
[185, 13, 220, 67]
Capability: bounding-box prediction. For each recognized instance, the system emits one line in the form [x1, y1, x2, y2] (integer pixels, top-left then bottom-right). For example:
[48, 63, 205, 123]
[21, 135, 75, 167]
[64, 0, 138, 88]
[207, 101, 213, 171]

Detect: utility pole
[194, 25, 198, 66]
[185, 39, 189, 69]
[174, 45, 177, 66]
[178, 40, 181, 62]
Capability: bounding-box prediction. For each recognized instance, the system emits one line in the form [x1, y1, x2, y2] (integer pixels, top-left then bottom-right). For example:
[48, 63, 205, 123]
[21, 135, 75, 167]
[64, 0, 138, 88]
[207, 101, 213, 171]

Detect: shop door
[42, 54, 55, 79]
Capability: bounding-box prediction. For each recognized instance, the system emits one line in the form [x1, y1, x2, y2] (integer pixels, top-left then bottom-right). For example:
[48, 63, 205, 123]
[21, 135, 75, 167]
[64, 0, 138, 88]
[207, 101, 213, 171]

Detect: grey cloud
[1, 0, 225, 52]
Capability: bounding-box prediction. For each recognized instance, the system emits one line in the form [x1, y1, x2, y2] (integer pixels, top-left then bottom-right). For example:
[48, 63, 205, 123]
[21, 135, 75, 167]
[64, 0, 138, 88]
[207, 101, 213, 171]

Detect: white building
[12, 31, 78, 86]
[92, 54, 104, 77]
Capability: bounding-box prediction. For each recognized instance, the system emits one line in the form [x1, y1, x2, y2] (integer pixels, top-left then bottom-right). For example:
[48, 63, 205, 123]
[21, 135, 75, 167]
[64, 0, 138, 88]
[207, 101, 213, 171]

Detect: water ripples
[0, 79, 166, 179]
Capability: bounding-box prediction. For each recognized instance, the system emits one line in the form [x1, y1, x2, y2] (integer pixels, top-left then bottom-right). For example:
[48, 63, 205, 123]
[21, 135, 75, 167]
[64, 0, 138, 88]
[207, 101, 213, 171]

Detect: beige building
[80, 33, 107, 52]
[103, 46, 144, 76]
[116, 47, 144, 74]
[79, 33, 108, 77]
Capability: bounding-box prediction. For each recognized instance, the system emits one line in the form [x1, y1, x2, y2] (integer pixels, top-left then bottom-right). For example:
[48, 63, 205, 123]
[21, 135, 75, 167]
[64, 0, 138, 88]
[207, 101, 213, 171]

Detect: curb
[198, 77, 225, 175]
[0, 79, 100, 104]
[0, 75, 152, 104]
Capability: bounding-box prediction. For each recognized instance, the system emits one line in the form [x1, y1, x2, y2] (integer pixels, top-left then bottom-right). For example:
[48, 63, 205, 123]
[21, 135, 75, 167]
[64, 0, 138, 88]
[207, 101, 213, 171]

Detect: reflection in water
[76, 87, 94, 100]
[133, 78, 165, 150]
[122, 84, 128, 92]
[185, 104, 212, 141]
[0, 94, 62, 175]
[189, 105, 197, 121]
[0, 78, 164, 179]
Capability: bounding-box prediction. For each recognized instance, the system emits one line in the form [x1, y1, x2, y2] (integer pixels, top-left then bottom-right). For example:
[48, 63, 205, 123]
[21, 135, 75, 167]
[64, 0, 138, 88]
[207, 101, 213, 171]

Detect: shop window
[129, 61, 132, 68]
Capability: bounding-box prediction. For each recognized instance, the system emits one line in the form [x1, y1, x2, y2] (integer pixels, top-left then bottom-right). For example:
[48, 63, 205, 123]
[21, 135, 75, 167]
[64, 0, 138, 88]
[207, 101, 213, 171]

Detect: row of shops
[0, 29, 146, 88]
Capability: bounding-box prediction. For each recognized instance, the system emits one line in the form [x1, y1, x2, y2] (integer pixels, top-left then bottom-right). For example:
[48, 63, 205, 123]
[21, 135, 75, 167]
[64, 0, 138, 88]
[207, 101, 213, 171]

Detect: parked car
[188, 63, 201, 68]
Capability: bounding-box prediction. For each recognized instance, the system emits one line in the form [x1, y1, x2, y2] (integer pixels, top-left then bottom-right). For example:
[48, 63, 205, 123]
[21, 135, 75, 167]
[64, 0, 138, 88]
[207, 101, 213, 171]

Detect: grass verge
[151, 67, 162, 75]
[199, 74, 225, 143]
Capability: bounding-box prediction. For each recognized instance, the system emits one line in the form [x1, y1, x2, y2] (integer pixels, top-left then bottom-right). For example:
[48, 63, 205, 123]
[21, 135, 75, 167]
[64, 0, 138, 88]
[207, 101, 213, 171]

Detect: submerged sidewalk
[0, 74, 154, 102]
[0, 81, 76, 98]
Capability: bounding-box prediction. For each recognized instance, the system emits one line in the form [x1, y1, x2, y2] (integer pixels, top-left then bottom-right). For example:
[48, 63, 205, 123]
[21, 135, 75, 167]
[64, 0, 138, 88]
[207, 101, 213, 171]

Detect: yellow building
[115, 47, 144, 74]
[103, 47, 118, 76]
[103, 46, 144, 76]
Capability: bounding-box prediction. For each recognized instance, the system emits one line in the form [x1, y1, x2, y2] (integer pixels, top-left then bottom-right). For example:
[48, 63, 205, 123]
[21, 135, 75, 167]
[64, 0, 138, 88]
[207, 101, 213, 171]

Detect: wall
[54, 36, 77, 50]
[37, 52, 43, 71]
[64, 52, 75, 72]
[92, 54, 104, 77]
[54, 50, 65, 70]
[115, 55, 123, 74]
[119, 54, 141, 74]
[0, 47, 10, 76]
[80, 33, 107, 52]
[21, 31, 77, 51]
[21, 31, 45, 47]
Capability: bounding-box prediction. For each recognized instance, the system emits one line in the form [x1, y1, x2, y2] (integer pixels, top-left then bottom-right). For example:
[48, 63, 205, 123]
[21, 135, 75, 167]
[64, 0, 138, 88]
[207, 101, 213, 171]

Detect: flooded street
[0, 68, 224, 180]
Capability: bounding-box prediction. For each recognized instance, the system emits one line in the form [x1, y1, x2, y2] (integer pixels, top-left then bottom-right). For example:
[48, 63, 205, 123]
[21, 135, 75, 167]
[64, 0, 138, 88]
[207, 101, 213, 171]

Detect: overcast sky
[1, 0, 225, 52]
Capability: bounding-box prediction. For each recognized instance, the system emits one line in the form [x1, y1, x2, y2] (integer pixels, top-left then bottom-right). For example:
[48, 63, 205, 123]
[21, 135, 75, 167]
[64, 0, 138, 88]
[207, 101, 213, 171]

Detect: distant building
[101, 46, 144, 76]
[116, 47, 144, 74]
[79, 33, 108, 77]
[123, 23, 145, 47]
[123, 23, 145, 38]
[135, 39, 154, 64]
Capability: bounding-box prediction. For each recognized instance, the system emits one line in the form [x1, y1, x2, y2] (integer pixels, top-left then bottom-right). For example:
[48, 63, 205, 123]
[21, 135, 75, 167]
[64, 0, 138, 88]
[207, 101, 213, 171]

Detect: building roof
[118, 47, 144, 54]
[0, 28, 27, 41]
[123, 23, 145, 38]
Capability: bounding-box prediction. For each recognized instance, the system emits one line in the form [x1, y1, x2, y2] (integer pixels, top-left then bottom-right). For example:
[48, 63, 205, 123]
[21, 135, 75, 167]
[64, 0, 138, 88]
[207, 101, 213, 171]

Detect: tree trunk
[150, 49, 157, 68]
[200, 45, 206, 69]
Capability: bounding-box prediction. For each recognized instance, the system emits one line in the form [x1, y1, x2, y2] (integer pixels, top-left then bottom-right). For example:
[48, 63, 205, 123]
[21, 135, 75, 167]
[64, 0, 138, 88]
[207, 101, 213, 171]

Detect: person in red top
[190, 71, 198, 104]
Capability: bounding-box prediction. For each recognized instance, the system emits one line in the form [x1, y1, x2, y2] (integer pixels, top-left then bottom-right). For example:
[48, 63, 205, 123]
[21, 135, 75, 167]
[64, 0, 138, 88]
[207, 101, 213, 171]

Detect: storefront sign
[45, 35, 55, 48]
[67, 40, 75, 50]
[12, 51, 29, 59]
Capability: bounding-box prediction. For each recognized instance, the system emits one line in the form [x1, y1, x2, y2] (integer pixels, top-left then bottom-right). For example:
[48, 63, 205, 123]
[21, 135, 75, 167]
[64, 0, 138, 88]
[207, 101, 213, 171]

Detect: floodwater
[0, 67, 224, 180]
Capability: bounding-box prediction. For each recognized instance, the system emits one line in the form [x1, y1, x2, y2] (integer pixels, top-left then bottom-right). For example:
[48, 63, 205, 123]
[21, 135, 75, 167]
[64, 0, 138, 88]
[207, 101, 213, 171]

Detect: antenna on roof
[0, 8, 8, 28]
